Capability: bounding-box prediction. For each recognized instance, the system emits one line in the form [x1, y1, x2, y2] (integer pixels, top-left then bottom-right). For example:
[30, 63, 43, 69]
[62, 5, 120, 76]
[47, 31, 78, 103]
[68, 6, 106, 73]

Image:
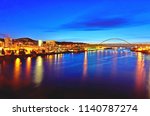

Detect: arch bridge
[100, 38, 131, 45]
[99, 38, 150, 47]
[98, 38, 133, 48]
[86, 38, 150, 50]
[87, 38, 132, 47]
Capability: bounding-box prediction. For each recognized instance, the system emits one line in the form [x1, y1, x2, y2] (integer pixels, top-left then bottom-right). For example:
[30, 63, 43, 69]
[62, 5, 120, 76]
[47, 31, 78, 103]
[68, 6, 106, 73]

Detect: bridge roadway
[88, 38, 150, 48]
[99, 43, 150, 47]
[85, 43, 150, 50]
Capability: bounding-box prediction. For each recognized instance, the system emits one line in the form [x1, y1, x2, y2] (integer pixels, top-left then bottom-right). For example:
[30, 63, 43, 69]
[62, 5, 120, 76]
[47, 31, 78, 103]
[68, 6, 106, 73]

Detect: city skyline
[0, 0, 150, 43]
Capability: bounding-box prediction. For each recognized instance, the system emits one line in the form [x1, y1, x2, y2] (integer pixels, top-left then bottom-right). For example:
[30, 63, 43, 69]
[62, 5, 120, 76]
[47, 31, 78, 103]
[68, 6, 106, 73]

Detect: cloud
[60, 17, 130, 31]
[58, 11, 150, 31]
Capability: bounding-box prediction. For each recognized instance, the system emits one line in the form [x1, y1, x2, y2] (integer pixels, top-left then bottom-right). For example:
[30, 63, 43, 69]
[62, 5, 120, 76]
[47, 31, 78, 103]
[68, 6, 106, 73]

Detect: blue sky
[0, 0, 150, 43]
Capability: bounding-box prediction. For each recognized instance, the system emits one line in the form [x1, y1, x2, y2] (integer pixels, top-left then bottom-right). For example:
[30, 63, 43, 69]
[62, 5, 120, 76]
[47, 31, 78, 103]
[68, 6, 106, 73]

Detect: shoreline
[1, 49, 150, 60]
[0, 51, 85, 60]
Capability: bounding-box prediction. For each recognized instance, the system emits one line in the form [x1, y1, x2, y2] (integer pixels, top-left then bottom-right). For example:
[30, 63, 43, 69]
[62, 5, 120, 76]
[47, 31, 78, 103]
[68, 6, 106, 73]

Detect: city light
[0, 0, 150, 100]
[38, 40, 43, 47]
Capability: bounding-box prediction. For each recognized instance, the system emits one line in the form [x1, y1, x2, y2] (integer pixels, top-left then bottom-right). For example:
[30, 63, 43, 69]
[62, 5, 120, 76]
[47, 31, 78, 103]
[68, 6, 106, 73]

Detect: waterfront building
[46, 40, 56, 47]
[45, 40, 57, 52]
[4, 37, 12, 48]
[0, 40, 4, 47]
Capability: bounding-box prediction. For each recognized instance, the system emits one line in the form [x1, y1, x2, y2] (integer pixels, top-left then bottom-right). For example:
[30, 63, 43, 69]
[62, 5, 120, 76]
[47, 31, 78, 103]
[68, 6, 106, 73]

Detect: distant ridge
[14, 38, 87, 45]
[0, 37, 87, 45]
[56, 41, 86, 45]
[0, 38, 4, 42]
[14, 38, 38, 42]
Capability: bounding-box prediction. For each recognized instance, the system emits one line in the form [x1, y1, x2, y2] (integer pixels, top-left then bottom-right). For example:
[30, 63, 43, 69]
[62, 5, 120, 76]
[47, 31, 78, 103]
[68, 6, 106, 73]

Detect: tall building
[38, 40, 43, 47]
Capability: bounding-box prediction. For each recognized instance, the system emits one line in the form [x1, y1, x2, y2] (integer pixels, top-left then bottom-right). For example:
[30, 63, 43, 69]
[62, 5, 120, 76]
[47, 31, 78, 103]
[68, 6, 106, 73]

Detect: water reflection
[34, 56, 43, 86]
[112, 50, 117, 77]
[0, 63, 1, 75]
[54, 54, 63, 64]
[13, 58, 22, 89]
[148, 66, 150, 98]
[0, 62, 3, 76]
[53, 54, 63, 75]
[0, 62, 3, 81]
[1, 50, 150, 98]
[135, 52, 146, 98]
[54, 54, 57, 64]
[0, 60, 6, 75]
[26, 57, 31, 78]
[0, 61, 9, 86]
[14, 58, 21, 81]
[83, 52, 88, 78]
[145, 55, 150, 98]
[47, 55, 54, 63]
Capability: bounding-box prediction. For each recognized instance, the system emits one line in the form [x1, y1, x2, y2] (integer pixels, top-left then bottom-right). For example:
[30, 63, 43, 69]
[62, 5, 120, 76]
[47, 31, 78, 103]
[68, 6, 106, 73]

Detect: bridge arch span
[100, 38, 131, 45]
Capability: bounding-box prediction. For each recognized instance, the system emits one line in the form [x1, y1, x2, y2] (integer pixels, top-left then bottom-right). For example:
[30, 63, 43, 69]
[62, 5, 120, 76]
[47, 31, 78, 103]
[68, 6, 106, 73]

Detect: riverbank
[130, 48, 150, 54]
[0, 51, 85, 60]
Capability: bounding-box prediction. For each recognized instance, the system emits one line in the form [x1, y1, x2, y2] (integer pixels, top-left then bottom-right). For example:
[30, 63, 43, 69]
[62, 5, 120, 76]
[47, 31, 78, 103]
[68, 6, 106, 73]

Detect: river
[0, 49, 150, 99]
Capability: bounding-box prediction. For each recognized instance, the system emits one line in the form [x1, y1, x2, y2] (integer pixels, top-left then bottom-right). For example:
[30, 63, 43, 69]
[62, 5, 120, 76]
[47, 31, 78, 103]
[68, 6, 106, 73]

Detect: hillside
[14, 38, 38, 42]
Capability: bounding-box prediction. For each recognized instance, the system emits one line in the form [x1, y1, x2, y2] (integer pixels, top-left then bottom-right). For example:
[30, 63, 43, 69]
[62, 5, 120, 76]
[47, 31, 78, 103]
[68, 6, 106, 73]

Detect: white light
[38, 40, 43, 47]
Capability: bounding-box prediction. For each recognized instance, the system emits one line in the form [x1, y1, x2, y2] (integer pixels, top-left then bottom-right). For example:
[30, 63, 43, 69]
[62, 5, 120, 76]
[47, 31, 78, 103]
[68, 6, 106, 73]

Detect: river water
[0, 49, 150, 99]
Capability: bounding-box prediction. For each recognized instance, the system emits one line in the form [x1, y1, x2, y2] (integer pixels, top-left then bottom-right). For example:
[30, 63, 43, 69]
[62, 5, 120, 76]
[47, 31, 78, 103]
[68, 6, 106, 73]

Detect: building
[0, 40, 4, 47]
[46, 40, 56, 47]
[0, 40, 4, 55]
[4, 37, 12, 48]
[38, 40, 43, 47]
[45, 40, 57, 52]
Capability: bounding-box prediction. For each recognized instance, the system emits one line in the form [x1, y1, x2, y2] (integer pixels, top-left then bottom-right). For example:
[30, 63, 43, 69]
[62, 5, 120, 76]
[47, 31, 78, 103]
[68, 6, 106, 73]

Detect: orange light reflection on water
[13, 58, 21, 89]
[0, 61, 5, 82]
[54, 54, 63, 64]
[34, 56, 43, 86]
[26, 57, 31, 78]
[135, 52, 146, 98]
[112, 50, 117, 77]
[48, 55, 53, 63]
[83, 51, 88, 78]
[148, 66, 150, 98]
